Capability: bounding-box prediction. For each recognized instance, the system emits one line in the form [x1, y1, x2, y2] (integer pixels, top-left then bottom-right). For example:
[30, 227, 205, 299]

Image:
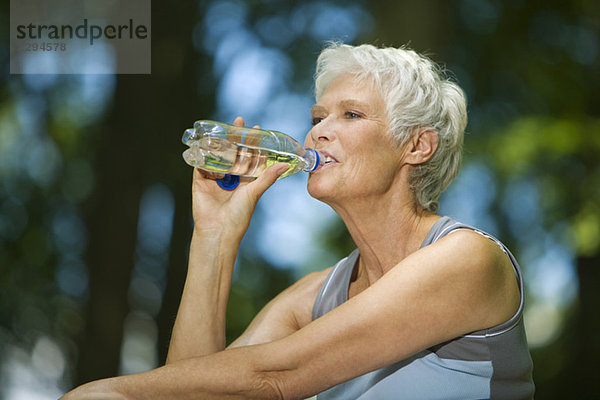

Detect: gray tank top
[312, 216, 534, 399]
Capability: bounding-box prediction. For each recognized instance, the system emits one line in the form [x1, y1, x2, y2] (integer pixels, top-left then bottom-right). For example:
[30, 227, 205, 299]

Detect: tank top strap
[420, 216, 472, 247]
[312, 249, 359, 320]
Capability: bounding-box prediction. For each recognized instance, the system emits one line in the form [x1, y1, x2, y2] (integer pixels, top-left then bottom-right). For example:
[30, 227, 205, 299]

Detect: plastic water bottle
[182, 120, 323, 189]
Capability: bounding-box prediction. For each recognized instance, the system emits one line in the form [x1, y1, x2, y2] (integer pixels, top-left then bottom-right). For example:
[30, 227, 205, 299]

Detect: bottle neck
[302, 148, 323, 172]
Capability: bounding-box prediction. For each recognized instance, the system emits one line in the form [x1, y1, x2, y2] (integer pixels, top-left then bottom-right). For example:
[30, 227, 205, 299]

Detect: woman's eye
[346, 111, 361, 119]
[312, 117, 323, 125]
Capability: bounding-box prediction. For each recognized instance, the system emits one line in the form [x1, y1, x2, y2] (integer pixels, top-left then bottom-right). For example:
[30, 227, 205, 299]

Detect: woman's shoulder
[290, 267, 333, 298]
[430, 226, 512, 269]
[270, 266, 333, 329]
[295, 267, 334, 299]
[416, 227, 521, 329]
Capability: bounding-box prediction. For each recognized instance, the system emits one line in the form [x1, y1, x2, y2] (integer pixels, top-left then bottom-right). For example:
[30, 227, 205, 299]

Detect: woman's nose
[307, 121, 333, 146]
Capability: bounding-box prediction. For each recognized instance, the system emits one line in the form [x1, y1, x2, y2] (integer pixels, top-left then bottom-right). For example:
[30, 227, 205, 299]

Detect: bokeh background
[1, 0, 599, 398]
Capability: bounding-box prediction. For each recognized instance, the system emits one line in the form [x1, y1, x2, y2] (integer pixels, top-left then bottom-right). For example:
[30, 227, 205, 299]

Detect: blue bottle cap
[306, 148, 321, 172]
[216, 174, 240, 190]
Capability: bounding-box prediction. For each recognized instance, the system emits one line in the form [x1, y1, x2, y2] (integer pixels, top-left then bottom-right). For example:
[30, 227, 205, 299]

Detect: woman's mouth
[319, 152, 338, 169]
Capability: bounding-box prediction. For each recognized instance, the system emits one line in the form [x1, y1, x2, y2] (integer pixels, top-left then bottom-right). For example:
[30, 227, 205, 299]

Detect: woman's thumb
[249, 163, 288, 197]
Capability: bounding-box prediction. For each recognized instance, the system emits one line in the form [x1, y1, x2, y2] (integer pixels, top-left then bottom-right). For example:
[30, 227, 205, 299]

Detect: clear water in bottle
[182, 120, 322, 180]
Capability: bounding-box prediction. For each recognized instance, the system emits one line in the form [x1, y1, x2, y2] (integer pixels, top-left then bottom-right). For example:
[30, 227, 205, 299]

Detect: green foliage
[486, 117, 598, 176]
[480, 116, 600, 256]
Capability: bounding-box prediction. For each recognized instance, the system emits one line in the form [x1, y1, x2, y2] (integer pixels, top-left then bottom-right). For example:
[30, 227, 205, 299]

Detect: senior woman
[61, 43, 534, 399]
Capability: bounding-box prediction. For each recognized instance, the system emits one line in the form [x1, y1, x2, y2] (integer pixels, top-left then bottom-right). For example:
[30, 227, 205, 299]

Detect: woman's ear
[403, 127, 439, 165]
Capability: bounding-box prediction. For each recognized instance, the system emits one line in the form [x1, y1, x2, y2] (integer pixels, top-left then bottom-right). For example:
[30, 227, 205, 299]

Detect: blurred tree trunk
[76, 76, 147, 383]
[557, 253, 600, 396]
[367, 0, 452, 53]
[577, 254, 600, 389]
[531, 252, 600, 398]
[76, 0, 209, 384]
[151, 2, 214, 365]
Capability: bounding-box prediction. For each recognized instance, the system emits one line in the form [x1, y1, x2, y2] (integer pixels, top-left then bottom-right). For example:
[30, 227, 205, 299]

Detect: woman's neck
[331, 191, 440, 287]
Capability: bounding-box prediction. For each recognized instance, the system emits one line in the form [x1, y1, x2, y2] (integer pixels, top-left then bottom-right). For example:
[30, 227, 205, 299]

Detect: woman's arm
[62, 229, 520, 400]
[166, 117, 289, 362]
[164, 225, 240, 361]
[61, 269, 329, 400]
[226, 268, 331, 349]
[61, 346, 286, 400]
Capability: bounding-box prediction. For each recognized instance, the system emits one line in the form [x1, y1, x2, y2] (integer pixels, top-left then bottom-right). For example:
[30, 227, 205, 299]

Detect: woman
[61, 43, 534, 399]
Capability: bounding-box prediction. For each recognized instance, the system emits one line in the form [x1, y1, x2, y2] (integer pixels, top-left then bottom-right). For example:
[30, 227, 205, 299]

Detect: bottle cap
[306, 148, 321, 172]
[216, 174, 240, 190]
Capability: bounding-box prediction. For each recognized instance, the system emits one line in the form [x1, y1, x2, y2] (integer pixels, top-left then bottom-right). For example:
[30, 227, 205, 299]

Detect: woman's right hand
[190, 116, 288, 243]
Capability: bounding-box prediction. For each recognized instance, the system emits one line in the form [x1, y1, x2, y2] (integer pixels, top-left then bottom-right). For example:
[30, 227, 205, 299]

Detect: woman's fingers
[232, 116, 259, 130]
[192, 167, 221, 190]
[203, 116, 283, 198]
[245, 163, 288, 199]
[194, 167, 223, 181]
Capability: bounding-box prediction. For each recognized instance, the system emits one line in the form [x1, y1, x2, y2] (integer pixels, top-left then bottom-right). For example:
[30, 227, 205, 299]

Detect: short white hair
[314, 43, 467, 212]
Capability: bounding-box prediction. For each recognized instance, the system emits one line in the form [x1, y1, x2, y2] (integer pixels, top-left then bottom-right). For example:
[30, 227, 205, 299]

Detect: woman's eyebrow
[311, 100, 372, 114]
[338, 99, 372, 112]
[311, 104, 327, 114]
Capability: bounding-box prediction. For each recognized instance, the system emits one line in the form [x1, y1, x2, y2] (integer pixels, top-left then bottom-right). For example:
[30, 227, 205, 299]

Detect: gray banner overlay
[10, 0, 151, 74]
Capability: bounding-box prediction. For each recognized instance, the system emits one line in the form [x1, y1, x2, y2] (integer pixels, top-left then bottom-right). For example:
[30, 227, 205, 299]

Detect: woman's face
[305, 74, 405, 203]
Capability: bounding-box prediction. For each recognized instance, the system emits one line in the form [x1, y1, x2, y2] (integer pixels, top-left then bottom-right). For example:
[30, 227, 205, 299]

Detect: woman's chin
[306, 177, 331, 201]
